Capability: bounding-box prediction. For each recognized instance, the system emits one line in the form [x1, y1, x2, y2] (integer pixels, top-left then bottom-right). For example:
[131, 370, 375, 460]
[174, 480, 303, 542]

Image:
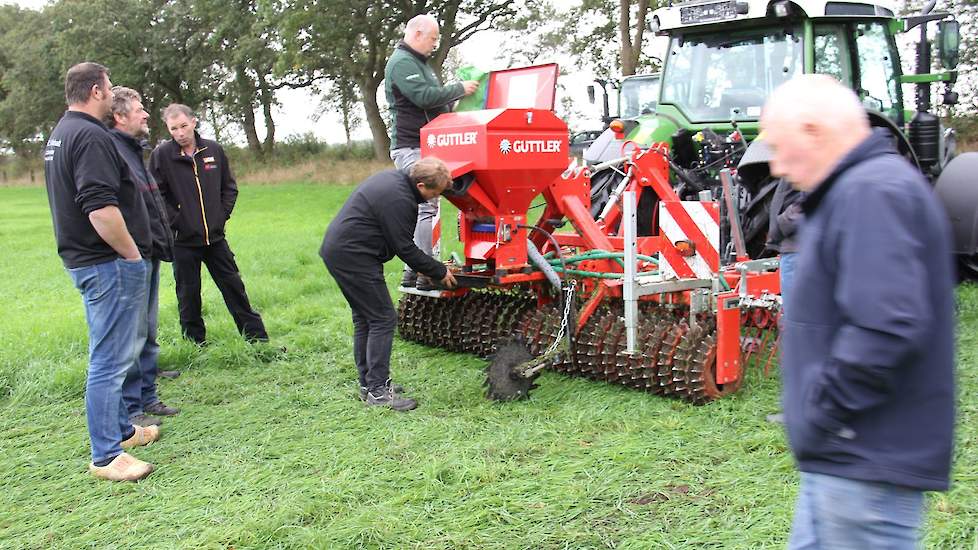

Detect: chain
[548, 279, 577, 355]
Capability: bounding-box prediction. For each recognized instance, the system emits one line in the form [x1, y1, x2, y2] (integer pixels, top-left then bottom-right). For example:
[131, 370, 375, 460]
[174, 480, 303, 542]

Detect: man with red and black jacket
[149, 103, 268, 345]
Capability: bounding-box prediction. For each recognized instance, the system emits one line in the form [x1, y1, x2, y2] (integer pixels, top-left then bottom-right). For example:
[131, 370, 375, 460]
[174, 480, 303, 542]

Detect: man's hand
[88, 206, 141, 260]
[461, 80, 479, 95]
[441, 270, 457, 289]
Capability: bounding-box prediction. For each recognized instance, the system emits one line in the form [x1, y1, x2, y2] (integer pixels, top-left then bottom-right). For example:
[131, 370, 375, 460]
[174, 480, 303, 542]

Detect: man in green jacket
[384, 13, 478, 288]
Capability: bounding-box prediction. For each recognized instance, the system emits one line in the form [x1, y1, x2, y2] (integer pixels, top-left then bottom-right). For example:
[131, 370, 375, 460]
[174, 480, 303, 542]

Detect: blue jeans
[68, 258, 150, 463]
[122, 259, 161, 418]
[780, 252, 797, 312]
[789, 472, 925, 549]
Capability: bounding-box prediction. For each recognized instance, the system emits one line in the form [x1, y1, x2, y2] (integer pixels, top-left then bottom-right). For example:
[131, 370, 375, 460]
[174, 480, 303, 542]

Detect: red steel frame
[424, 109, 780, 392]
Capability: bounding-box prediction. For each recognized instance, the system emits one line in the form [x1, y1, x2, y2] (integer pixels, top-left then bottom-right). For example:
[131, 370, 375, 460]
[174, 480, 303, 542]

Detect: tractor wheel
[959, 255, 978, 281]
[739, 178, 778, 259]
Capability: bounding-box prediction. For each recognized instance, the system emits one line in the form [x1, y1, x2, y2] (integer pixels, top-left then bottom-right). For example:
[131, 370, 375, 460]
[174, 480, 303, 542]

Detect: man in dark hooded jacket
[762, 75, 955, 548]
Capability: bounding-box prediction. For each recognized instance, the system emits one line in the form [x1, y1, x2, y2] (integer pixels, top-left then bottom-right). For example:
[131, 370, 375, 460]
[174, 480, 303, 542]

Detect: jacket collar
[108, 127, 143, 153]
[802, 128, 899, 215]
[401, 170, 425, 203]
[64, 110, 107, 128]
[169, 131, 208, 160]
[397, 41, 429, 62]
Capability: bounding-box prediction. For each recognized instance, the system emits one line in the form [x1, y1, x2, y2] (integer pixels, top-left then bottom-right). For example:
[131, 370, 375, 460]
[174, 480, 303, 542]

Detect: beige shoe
[89, 452, 155, 481]
[121, 424, 161, 449]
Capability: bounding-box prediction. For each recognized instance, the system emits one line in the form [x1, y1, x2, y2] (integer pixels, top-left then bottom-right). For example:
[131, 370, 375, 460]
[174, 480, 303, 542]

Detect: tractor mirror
[587, 85, 596, 104]
[938, 20, 960, 70]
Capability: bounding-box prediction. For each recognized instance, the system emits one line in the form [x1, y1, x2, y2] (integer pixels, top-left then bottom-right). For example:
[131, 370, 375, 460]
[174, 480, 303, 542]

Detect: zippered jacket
[782, 129, 956, 491]
[384, 42, 465, 151]
[149, 132, 238, 247]
[320, 169, 448, 280]
[109, 128, 174, 261]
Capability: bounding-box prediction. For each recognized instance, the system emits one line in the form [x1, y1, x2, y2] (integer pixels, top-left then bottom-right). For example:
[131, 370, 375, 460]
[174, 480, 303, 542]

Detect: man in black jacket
[321, 157, 457, 411]
[107, 86, 180, 427]
[762, 75, 955, 548]
[150, 104, 268, 345]
[44, 62, 159, 481]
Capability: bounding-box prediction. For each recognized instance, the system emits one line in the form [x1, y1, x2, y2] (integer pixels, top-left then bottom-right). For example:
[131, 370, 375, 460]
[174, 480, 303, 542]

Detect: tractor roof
[650, 0, 897, 32]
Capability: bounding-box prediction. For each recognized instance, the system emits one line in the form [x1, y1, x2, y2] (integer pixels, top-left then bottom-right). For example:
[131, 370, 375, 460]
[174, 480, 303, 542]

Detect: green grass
[0, 183, 975, 549]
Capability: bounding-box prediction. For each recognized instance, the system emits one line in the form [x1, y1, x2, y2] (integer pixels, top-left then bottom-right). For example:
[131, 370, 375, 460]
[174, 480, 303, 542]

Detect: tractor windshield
[661, 27, 803, 122]
[619, 75, 661, 119]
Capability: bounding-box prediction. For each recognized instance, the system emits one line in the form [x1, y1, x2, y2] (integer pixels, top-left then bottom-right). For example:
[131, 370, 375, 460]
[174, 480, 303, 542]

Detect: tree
[46, 0, 222, 143]
[0, 6, 64, 157]
[561, 0, 661, 79]
[278, 0, 518, 160]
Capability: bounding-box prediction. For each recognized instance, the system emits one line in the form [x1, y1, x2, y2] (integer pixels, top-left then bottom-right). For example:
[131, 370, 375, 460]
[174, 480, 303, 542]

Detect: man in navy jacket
[107, 86, 181, 428]
[762, 75, 955, 548]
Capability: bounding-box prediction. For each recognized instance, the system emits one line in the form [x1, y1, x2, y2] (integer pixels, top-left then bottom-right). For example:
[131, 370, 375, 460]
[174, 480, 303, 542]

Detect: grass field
[0, 183, 975, 549]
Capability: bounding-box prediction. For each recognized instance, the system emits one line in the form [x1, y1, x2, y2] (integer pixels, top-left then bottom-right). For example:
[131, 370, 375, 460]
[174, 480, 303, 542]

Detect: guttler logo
[499, 138, 561, 154]
[426, 132, 477, 148]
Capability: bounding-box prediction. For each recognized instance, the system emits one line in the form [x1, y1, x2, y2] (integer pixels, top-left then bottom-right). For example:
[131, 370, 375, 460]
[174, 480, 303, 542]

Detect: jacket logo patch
[203, 156, 216, 163]
[204, 164, 218, 171]
[405, 73, 421, 81]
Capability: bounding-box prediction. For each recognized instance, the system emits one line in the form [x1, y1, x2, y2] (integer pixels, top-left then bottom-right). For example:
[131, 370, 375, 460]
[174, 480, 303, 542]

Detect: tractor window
[854, 22, 901, 121]
[814, 26, 853, 85]
[619, 75, 661, 119]
[661, 27, 803, 122]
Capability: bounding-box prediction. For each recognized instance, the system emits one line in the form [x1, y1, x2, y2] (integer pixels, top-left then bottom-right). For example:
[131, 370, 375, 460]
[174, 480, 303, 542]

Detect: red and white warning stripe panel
[658, 201, 720, 280]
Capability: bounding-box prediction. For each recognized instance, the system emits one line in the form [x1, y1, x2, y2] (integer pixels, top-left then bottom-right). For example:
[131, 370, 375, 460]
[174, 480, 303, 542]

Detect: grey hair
[162, 103, 195, 123]
[107, 86, 142, 128]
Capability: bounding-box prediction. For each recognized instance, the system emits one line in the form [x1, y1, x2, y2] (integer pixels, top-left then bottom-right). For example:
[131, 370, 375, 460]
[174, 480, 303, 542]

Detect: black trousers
[172, 239, 267, 344]
[324, 261, 396, 392]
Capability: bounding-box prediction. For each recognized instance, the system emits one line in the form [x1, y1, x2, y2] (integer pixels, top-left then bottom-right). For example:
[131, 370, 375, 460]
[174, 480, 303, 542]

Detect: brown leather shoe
[121, 424, 161, 449]
[89, 452, 155, 481]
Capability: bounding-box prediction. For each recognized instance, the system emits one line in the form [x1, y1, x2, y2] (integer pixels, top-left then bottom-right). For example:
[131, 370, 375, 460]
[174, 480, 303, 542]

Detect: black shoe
[365, 387, 417, 412]
[358, 380, 405, 401]
[416, 275, 439, 291]
[400, 271, 417, 288]
[130, 414, 162, 427]
[145, 401, 180, 416]
[158, 370, 181, 379]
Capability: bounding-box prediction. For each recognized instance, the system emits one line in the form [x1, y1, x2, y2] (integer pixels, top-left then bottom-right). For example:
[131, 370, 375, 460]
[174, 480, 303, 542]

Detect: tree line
[0, 0, 662, 161]
[0, 0, 974, 162]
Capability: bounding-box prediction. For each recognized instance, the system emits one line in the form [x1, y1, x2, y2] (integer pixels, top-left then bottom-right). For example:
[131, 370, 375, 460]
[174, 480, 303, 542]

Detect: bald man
[384, 14, 478, 289]
[762, 75, 955, 548]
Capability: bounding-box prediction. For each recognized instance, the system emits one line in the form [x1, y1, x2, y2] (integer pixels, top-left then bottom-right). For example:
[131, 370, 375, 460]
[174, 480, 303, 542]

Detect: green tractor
[583, 0, 978, 268]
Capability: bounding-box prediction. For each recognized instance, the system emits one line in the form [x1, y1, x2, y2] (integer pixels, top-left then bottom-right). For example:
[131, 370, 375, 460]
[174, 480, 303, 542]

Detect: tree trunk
[342, 102, 353, 146]
[242, 107, 262, 156]
[359, 77, 391, 161]
[619, 0, 650, 76]
[258, 73, 275, 155]
[620, 0, 635, 76]
[236, 66, 263, 156]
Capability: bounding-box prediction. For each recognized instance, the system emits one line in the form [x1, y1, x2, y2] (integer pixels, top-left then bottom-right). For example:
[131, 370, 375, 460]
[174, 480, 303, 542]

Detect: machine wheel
[484, 340, 539, 401]
[673, 324, 743, 404]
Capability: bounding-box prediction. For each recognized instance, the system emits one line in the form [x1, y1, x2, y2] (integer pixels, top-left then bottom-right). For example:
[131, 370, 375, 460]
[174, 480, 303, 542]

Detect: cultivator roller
[395, 64, 781, 405]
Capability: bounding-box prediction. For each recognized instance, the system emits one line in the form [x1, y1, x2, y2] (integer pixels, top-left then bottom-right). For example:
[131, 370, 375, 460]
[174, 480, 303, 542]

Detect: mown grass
[0, 183, 975, 549]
